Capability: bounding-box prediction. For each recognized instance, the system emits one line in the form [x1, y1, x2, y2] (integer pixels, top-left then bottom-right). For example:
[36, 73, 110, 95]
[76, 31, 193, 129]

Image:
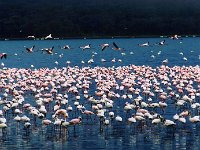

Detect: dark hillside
[1, 0, 200, 38]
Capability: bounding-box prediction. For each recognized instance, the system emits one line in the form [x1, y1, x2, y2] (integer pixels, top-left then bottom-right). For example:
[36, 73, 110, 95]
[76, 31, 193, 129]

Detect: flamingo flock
[0, 64, 199, 138]
[0, 37, 199, 147]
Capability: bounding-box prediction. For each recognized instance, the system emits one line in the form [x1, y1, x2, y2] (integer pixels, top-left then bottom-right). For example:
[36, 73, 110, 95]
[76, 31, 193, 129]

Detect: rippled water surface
[0, 37, 200, 68]
[0, 37, 200, 150]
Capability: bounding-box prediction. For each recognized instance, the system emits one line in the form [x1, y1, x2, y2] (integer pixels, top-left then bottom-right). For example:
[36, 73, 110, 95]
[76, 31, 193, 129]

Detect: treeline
[1, 0, 200, 38]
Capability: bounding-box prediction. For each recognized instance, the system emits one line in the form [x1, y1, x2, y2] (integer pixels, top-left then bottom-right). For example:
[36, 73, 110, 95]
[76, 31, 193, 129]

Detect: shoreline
[0, 34, 199, 41]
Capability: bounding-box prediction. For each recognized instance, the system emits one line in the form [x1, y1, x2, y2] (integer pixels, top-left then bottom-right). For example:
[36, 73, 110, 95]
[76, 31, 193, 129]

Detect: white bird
[1, 62, 4, 67]
[27, 35, 35, 39]
[80, 44, 91, 50]
[162, 59, 168, 65]
[138, 42, 149, 47]
[179, 52, 184, 55]
[101, 58, 106, 62]
[173, 114, 179, 120]
[157, 40, 166, 45]
[0, 117, 6, 123]
[104, 119, 110, 125]
[0, 110, 3, 116]
[121, 52, 126, 56]
[178, 117, 186, 123]
[55, 61, 59, 65]
[67, 105, 73, 111]
[0, 123, 7, 129]
[128, 117, 136, 123]
[111, 58, 116, 63]
[24, 122, 31, 129]
[88, 58, 94, 64]
[61, 45, 71, 50]
[183, 57, 187, 61]
[109, 112, 115, 118]
[115, 115, 122, 122]
[189, 116, 200, 123]
[152, 118, 161, 124]
[164, 119, 176, 126]
[118, 59, 122, 63]
[14, 115, 21, 122]
[45, 34, 52, 39]
[151, 55, 155, 59]
[100, 43, 109, 51]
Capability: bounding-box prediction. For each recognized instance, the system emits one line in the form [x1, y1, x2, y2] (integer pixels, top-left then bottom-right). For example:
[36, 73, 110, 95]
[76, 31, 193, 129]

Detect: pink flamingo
[80, 109, 94, 122]
[69, 117, 82, 131]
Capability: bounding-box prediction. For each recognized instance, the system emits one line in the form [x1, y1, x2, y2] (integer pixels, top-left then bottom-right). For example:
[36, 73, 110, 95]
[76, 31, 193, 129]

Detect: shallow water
[0, 37, 200, 150]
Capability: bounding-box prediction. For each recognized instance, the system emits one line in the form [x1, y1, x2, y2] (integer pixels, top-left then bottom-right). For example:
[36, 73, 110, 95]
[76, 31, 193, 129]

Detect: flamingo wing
[113, 42, 119, 49]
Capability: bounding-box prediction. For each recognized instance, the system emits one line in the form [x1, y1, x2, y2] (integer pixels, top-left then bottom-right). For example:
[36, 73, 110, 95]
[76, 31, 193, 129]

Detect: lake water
[0, 37, 200, 150]
[0, 37, 200, 68]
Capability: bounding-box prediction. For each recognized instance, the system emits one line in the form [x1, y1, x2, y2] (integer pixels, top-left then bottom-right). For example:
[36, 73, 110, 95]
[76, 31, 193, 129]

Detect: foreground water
[0, 37, 199, 150]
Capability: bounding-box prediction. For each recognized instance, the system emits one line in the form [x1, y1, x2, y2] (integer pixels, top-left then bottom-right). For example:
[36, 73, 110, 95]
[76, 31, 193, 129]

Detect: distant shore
[0, 34, 199, 41]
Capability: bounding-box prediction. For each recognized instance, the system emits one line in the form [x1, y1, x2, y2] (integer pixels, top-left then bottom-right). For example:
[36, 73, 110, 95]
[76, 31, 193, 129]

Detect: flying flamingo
[25, 45, 35, 53]
[41, 46, 54, 54]
[0, 53, 7, 59]
[138, 42, 149, 47]
[79, 44, 91, 50]
[100, 43, 109, 51]
[112, 42, 122, 50]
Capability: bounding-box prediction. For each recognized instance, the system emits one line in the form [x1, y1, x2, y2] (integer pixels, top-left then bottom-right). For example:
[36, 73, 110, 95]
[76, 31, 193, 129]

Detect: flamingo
[80, 109, 94, 122]
[152, 118, 161, 124]
[69, 117, 82, 125]
[61, 45, 71, 50]
[24, 122, 31, 129]
[178, 117, 186, 124]
[189, 116, 200, 123]
[0, 123, 7, 132]
[183, 57, 187, 61]
[27, 35, 35, 39]
[170, 34, 179, 40]
[100, 43, 109, 51]
[80, 44, 91, 50]
[112, 42, 122, 50]
[104, 118, 110, 125]
[41, 46, 54, 54]
[0, 53, 7, 59]
[163, 119, 176, 126]
[128, 116, 136, 123]
[162, 59, 168, 65]
[69, 117, 82, 131]
[138, 42, 149, 47]
[45, 34, 52, 39]
[115, 115, 122, 122]
[42, 119, 52, 126]
[25, 45, 35, 53]
[156, 40, 166, 46]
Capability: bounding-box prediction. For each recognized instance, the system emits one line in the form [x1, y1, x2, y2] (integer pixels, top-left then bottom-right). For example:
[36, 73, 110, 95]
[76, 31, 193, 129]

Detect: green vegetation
[1, 0, 200, 38]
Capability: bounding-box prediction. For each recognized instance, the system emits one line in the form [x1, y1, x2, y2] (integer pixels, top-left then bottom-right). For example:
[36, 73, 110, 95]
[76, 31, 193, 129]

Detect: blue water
[0, 37, 200, 150]
[0, 37, 199, 68]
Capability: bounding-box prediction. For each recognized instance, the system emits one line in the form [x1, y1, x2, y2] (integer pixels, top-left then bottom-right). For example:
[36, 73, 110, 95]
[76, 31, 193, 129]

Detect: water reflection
[1, 118, 200, 149]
